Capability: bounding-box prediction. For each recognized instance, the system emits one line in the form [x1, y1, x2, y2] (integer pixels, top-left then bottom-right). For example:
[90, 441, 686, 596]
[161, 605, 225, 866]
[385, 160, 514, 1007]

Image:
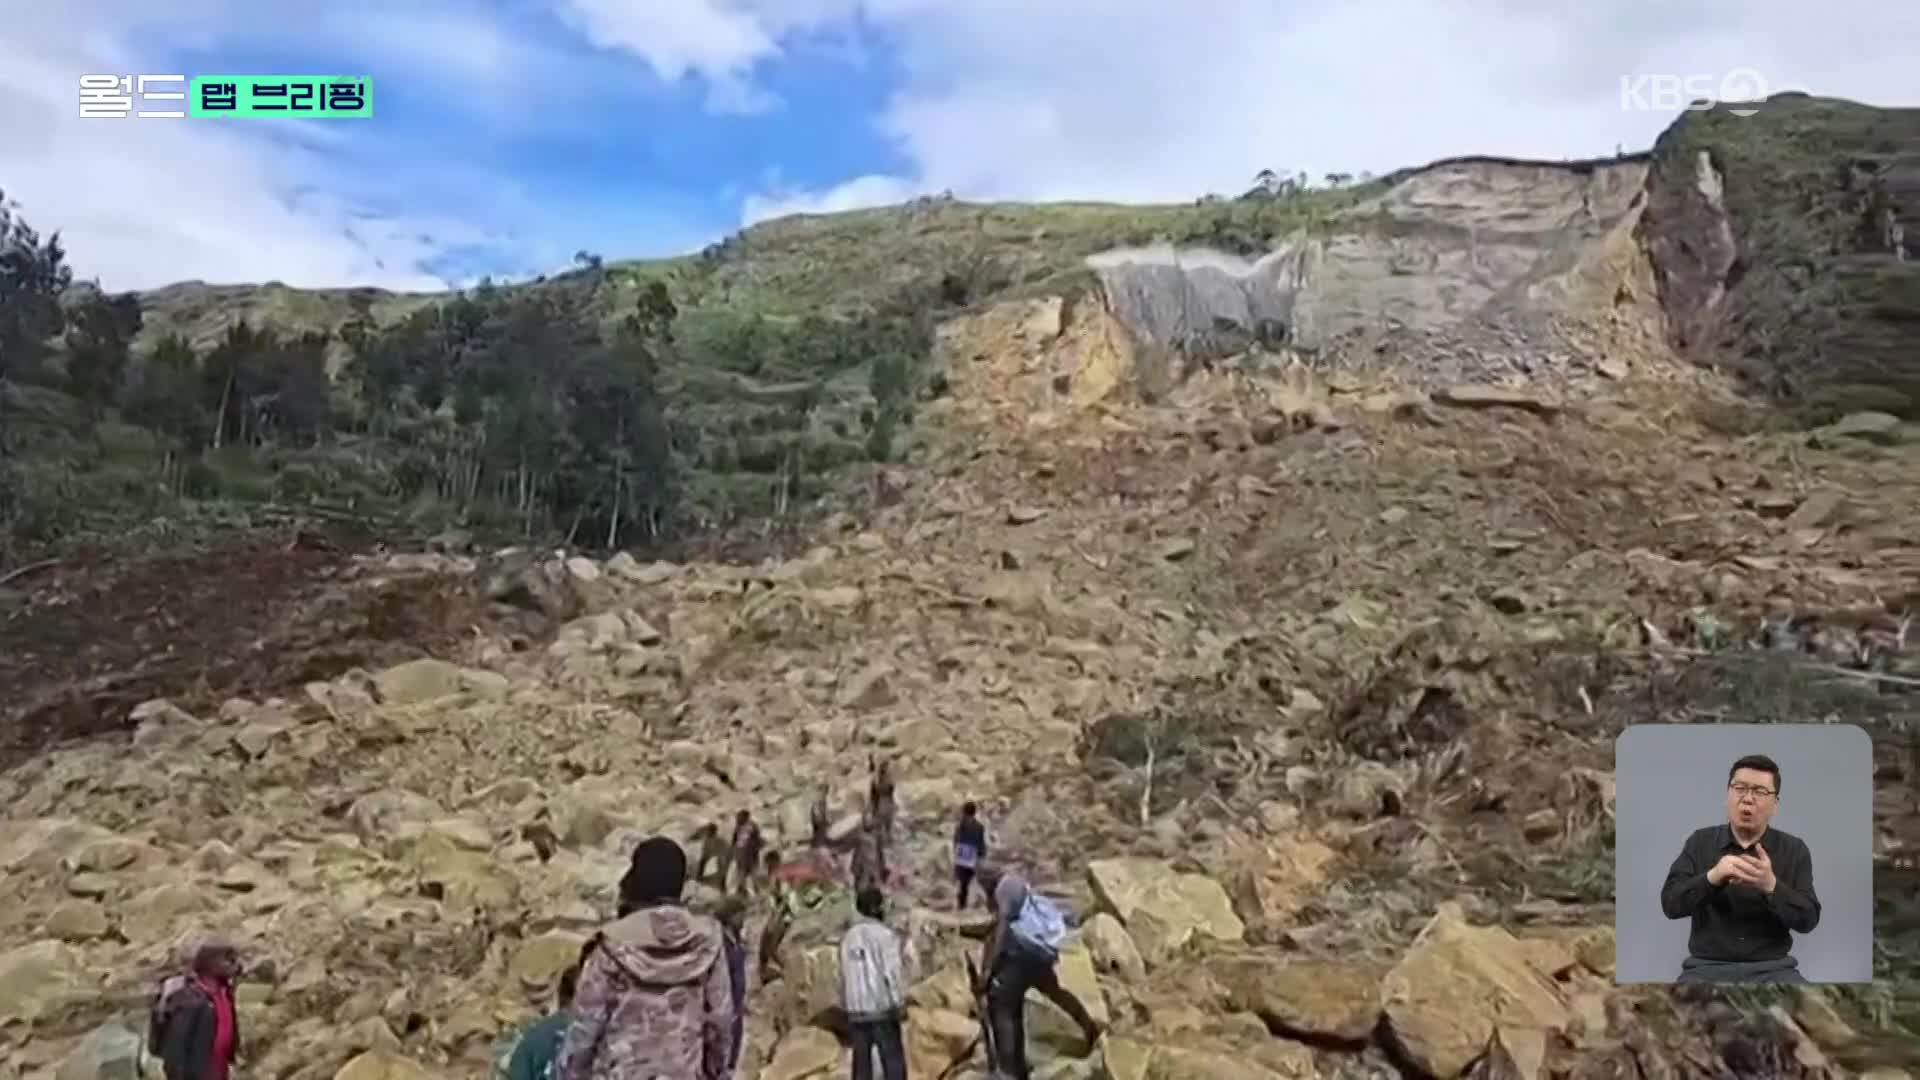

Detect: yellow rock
[120, 883, 214, 945]
[1087, 858, 1244, 946]
[373, 658, 469, 705]
[906, 1007, 977, 1076]
[45, 902, 110, 942]
[510, 931, 589, 991]
[0, 818, 118, 874]
[1150, 1045, 1303, 1080]
[0, 940, 84, 1025]
[332, 1050, 442, 1080]
[1081, 913, 1146, 982]
[1030, 940, 1109, 1053]
[1215, 956, 1379, 1043]
[1102, 1037, 1153, 1080]
[1381, 904, 1570, 1078]
[762, 1026, 842, 1080]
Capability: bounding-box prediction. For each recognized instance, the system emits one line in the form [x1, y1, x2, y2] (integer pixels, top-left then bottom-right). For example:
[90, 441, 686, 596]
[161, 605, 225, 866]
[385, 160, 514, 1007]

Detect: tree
[123, 333, 207, 449]
[63, 287, 141, 414]
[200, 319, 286, 449]
[258, 331, 332, 443]
[0, 189, 74, 385]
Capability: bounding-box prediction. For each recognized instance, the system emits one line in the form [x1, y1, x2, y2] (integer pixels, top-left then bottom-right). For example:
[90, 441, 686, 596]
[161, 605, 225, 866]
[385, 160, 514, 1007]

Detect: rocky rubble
[5, 290, 1920, 1079]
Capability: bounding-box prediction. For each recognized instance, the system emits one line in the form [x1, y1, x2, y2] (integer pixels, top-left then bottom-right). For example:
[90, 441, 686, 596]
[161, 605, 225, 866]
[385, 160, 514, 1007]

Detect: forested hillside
[0, 178, 1370, 563]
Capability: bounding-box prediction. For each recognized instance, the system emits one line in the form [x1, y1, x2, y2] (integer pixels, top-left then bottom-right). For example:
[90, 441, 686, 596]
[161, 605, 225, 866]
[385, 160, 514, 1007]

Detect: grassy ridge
[1649, 94, 1920, 420]
[7, 188, 1370, 560]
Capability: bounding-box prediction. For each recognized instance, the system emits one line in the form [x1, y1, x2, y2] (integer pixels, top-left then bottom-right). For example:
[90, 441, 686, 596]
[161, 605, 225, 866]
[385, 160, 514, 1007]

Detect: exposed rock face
[1089, 244, 1307, 358]
[1086, 156, 1657, 387]
[1640, 146, 1740, 356]
[1644, 93, 1920, 416]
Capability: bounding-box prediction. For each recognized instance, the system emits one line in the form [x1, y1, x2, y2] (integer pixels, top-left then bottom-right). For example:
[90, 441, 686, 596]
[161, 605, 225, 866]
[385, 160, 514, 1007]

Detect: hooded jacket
[554, 905, 734, 1080]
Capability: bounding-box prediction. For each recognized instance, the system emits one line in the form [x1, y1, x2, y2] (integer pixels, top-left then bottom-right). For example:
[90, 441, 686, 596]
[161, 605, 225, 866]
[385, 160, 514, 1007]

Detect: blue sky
[1, 0, 1914, 292]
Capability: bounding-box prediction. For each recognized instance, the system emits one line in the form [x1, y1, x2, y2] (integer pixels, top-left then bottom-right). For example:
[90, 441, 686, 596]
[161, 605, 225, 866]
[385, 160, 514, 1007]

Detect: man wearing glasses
[1659, 754, 1822, 983]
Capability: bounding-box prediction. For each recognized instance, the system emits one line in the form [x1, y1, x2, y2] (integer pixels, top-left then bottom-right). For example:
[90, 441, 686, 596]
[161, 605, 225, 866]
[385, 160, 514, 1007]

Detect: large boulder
[509, 931, 589, 992]
[1381, 903, 1571, 1078]
[1226, 834, 1337, 937]
[372, 659, 457, 705]
[46, 902, 111, 943]
[1214, 956, 1380, 1043]
[54, 1023, 143, 1080]
[1087, 858, 1244, 952]
[0, 940, 85, 1025]
[1150, 1044, 1313, 1080]
[332, 1050, 444, 1080]
[120, 884, 215, 946]
[1027, 939, 1110, 1054]
[1080, 913, 1146, 983]
[761, 1027, 843, 1080]
[774, 943, 843, 1032]
[1102, 1037, 1315, 1080]
[905, 1007, 977, 1077]
[0, 818, 119, 875]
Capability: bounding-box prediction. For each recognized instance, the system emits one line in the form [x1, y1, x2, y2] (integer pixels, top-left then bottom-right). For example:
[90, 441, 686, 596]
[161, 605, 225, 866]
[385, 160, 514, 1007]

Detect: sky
[1, 0, 1915, 293]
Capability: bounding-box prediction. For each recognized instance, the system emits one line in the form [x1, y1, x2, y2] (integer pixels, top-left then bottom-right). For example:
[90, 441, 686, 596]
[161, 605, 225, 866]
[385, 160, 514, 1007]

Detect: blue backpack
[1008, 891, 1068, 960]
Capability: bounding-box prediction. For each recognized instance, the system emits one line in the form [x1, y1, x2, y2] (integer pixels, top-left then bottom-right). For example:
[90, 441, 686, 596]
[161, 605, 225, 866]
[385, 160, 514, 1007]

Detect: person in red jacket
[151, 937, 242, 1080]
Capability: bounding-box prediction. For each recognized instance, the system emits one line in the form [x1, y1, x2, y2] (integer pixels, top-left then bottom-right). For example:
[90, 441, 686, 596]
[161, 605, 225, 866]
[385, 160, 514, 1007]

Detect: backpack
[1008, 891, 1067, 960]
[145, 974, 191, 1055]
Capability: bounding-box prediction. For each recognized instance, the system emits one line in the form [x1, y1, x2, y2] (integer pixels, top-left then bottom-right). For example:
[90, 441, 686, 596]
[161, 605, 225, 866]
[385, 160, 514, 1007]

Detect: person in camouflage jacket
[556, 837, 735, 1080]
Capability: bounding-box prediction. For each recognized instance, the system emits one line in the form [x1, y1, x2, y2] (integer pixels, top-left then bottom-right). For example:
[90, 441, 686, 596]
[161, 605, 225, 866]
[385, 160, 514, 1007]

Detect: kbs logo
[1618, 68, 1804, 117]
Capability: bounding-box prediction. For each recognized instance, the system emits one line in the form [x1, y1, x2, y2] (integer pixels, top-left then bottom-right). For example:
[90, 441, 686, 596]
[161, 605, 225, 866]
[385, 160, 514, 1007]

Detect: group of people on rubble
[145, 758, 1101, 1080]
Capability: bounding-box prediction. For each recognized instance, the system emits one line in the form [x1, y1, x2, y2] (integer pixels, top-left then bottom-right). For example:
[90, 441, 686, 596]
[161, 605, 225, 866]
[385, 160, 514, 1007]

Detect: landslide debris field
[4, 94, 1920, 1080]
[0, 539, 526, 774]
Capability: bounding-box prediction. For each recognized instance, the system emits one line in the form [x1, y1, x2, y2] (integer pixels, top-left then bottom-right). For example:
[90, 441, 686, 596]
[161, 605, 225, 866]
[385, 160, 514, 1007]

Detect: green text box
[189, 76, 372, 118]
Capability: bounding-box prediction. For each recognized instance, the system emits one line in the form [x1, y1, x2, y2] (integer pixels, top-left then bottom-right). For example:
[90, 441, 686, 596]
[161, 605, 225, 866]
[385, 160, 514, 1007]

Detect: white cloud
[0, 1, 561, 293]
[553, 0, 867, 113]
[701, 0, 1920, 214]
[741, 173, 921, 225]
[558, 0, 778, 83]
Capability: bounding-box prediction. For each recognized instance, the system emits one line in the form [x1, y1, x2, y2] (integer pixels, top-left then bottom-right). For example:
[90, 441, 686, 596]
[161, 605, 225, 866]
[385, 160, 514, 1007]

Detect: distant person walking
[868, 755, 897, 859]
[692, 822, 728, 888]
[952, 803, 988, 910]
[715, 897, 750, 1076]
[851, 819, 885, 895]
[837, 887, 917, 1080]
[728, 811, 764, 895]
[811, 784, 834, 849]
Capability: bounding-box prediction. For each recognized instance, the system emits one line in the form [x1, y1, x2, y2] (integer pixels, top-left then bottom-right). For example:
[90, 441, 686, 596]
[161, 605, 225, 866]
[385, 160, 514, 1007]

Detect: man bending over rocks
[976, 864, 1102, 1079]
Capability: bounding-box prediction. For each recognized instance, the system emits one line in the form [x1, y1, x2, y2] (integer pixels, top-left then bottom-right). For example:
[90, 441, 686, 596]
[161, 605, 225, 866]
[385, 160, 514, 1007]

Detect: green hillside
[1, 181, 1370, 563]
